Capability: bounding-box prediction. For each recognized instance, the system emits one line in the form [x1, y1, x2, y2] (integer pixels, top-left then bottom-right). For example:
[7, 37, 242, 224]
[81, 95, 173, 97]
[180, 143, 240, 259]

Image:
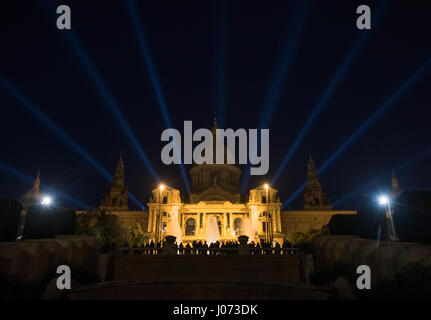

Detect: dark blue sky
[1, 0, 430, 210]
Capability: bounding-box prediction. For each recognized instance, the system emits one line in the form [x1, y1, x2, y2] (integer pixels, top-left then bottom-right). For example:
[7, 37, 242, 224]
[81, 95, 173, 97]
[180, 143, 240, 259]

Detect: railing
[116, 246, 298, 256]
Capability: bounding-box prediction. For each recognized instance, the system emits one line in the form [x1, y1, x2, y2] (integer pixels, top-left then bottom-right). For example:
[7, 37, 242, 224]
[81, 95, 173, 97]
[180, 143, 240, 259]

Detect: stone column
[228, 213, 233, 235]
[148, 210, 153, 232]
[276, 209, 282, 232]
[197, 213, 201, 237]
[223, 214, 227, 238]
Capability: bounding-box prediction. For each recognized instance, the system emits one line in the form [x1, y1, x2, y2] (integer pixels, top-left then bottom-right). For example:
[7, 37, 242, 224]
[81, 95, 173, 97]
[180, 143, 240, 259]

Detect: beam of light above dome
[212, 0, 230, 129]
[125, 0, 190, 193]
[240, 0, 309, 193]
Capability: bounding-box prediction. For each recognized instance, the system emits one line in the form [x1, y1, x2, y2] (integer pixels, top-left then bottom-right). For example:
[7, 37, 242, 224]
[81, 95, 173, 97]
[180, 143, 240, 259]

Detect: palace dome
[188, 119, 242, 203]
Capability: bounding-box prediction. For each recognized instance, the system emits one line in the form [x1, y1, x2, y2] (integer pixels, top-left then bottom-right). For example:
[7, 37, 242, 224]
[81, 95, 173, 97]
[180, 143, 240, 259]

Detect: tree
[76, 209, 127, 252]
[288, 226, 330, 252]
[126, 223, 148, 248]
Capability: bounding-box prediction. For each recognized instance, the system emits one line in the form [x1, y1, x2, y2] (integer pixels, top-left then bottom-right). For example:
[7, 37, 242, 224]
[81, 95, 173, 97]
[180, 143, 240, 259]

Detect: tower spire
[304, 154, 332, 210]
[33, 170, 40, 191]
[100, 156, 129, 211]
[391, 170, 402, 197]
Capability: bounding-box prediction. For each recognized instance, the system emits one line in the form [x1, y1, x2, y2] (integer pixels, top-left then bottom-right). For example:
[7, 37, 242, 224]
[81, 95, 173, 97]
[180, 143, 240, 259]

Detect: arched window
[163, 196, 168, 204]
[262, 196, 267, 203]
[233, 218, 244, 237]
[185, 218, 196, 236]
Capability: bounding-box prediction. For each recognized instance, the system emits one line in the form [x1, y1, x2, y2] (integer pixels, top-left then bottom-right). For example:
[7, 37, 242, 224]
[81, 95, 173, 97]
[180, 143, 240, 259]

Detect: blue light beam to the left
[0, 75, 144, 208]
[0, 161, 90, 209]
[126, 0, 190, 193]
[58, 31, 160, 184]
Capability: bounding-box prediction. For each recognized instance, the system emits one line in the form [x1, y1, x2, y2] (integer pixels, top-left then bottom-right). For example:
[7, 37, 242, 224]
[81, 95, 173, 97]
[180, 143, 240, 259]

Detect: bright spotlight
[264, 183, 269, 191]
[378, 195, 389, 206]
[160, 184, 165, 191]
[41, 196, 52, 206]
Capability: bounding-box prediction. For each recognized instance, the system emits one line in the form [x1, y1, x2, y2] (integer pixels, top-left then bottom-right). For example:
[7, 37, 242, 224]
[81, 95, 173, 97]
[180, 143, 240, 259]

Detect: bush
[0, 197, 22, 241]
[76, 209, 127, 252]
[288, 226, 330, 253]
[126, 223, 149, 248]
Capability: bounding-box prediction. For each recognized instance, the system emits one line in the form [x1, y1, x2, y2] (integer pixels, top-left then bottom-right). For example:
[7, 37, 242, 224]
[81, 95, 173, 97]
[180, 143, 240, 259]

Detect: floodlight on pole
[41, 196, 52, 206]
[377, 194, 398, 242]
[378, 195, 389, 206]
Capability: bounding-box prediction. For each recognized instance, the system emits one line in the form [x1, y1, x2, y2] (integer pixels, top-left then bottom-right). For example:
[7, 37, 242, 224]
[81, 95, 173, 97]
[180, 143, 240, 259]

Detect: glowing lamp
[378, 195, 389, 206]
[41, 196, 52, 206]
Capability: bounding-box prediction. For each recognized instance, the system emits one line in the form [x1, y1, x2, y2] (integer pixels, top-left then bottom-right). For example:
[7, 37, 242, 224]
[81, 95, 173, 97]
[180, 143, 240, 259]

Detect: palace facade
[96, 121, 357, 244]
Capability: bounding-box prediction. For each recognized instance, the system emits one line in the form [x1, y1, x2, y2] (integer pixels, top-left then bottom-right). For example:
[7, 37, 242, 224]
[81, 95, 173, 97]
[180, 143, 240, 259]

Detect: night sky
[1, 0, 430, 210]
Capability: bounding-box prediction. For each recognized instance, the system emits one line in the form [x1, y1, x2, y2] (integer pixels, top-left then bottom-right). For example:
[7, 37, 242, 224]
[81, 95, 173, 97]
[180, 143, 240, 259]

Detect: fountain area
[170, 206, 182, 244]
[168, 208, 258, 245]
[206, 216, 220, 244]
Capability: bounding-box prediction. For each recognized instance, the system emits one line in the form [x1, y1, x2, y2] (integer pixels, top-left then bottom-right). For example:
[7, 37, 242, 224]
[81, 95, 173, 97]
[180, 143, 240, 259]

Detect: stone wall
[113, 209, 357, 240]
[113, 210, 148, 230]
[68, 280, 333, 300]
[113, 255, 302, 285]
[281, 210, 357, 237]
[0, 236, 101, 283]
[314, 235, 431, 282]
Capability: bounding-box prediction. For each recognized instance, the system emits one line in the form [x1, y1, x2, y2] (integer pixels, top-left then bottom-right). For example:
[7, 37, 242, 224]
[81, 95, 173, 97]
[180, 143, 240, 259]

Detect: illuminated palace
[93, 120, 357, 244]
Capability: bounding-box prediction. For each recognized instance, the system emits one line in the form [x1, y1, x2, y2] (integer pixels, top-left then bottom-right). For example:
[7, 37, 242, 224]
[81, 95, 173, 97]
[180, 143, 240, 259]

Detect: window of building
[262, 221, 267, 233]
[185, 218, 196, 236]
[163, 196, 168, 204]
[162, 222, 167, 233]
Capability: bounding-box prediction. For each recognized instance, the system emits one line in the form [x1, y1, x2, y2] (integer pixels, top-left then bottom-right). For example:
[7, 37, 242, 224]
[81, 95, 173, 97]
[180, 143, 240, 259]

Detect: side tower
[147, 185, 182, 242]
[20, 170, 43, 210]
[391, 170, 402, 198]
[100, 155, 129, 211]
[303, 155, 333, 210]
[248, 184, 283, 243]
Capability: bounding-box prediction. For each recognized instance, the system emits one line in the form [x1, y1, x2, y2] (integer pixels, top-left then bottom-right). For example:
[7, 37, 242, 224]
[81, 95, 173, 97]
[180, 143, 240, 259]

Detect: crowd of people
[124, 239, 296, 256]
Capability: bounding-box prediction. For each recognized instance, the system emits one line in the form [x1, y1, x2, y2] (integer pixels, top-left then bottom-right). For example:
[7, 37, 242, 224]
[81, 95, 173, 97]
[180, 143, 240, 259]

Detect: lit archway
[233, 218, 244, 237]
[185, 218, 196, 236]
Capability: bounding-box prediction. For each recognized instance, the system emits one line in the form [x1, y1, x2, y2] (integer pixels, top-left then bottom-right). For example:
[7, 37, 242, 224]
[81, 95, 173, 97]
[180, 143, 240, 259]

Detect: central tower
[188, 119, 242, 203]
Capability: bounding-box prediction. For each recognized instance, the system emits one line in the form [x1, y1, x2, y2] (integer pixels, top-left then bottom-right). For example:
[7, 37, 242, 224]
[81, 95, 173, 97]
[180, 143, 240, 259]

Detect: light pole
[378, 195, 398, 242]
[264, 184, 273, 244]
[155, 184, 165, 245]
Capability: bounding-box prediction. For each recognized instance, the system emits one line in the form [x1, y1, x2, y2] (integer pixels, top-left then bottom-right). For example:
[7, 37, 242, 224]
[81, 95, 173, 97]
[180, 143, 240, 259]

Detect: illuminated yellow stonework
[147, 184, 283, 243]
[94, 122, 356, 243]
